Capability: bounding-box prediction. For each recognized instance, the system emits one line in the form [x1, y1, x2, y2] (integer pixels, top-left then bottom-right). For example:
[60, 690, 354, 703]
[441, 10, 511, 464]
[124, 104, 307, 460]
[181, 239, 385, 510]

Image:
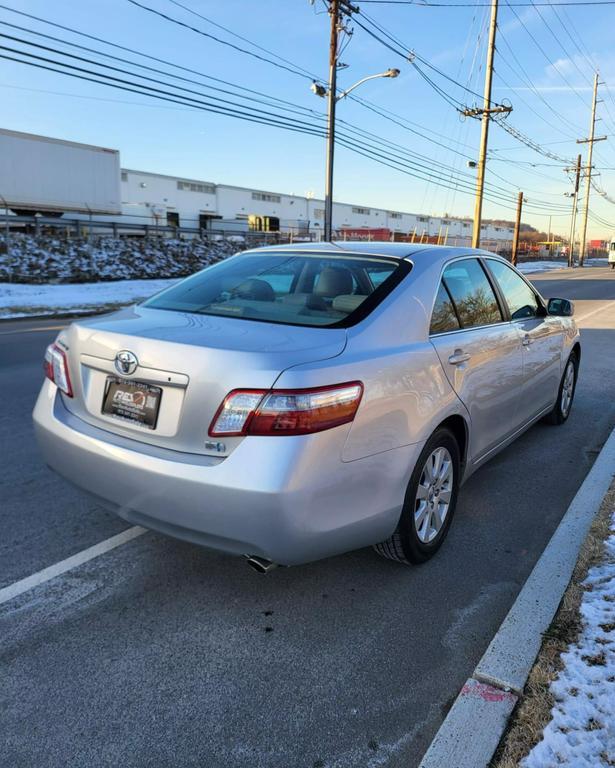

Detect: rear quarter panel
[273, 265, 469, 462]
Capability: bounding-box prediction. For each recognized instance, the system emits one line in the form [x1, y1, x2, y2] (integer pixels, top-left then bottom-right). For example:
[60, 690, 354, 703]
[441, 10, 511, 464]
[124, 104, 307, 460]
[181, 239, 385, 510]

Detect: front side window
[487, 260, 540, 320]
[442, 259, 502, 329]
[143, 251, 408, 328]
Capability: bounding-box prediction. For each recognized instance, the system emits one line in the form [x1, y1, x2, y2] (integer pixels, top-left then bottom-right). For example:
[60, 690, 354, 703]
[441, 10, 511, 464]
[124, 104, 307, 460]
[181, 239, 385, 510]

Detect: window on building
[388, 212, 402, 219]
[462, 223, 469, 228]
[121, 171, 128, 182]
[441, 220, 451, 226]
[313, 209, 325, 219]
[177, 181, 215, 194]
[352, 207, 370, 215]
[417, 216, 428, 222]
[252, 192, 281, 203]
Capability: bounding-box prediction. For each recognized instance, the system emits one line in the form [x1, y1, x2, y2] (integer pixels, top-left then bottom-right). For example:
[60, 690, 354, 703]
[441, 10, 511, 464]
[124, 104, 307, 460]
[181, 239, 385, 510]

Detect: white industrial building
[0, 128, 513, 243]
[117, 168, 513, 243]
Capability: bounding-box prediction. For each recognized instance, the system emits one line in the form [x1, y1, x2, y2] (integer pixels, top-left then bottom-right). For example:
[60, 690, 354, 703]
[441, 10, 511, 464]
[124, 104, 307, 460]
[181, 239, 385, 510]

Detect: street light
[312, 68, 400, 241]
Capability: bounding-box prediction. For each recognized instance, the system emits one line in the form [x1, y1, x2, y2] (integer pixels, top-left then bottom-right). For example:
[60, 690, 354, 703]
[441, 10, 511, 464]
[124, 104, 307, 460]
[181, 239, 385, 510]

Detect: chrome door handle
[522, 334, 532, 346]
[448, 350, 471, 365]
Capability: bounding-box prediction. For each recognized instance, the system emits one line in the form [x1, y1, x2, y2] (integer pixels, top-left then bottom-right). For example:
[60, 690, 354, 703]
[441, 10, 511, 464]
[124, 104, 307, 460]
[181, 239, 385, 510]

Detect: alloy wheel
[414, 447, 453, 544]
[561, 360, 575, 417]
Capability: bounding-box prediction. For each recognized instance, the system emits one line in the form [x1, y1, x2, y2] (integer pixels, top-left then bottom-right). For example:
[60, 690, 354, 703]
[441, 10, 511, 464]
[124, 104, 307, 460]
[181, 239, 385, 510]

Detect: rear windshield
[142, 250, 410, 327]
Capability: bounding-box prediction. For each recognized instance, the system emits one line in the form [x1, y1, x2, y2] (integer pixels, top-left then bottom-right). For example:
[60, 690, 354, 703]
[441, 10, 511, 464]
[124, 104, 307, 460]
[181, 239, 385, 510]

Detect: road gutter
[418, 423, 615, 768]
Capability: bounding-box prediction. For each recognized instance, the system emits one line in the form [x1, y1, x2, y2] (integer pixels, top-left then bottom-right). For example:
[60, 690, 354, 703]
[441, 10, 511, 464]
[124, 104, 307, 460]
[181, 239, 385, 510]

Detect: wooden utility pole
[463, 0, 511, 249]
[323, 0, 339, 242]
[565, 154, 582, 267]
[577, 73, 606, 266]
[511, 191, 524, 266]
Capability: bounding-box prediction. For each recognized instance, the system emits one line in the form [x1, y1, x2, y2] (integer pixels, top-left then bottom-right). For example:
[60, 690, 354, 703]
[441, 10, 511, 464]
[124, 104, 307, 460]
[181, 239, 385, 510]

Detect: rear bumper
[33, 381, 423, 565]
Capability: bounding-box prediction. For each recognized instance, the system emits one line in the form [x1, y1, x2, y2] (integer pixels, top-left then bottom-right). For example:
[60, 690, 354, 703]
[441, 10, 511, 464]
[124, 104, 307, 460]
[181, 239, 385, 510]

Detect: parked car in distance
[33, 243, 580, 571]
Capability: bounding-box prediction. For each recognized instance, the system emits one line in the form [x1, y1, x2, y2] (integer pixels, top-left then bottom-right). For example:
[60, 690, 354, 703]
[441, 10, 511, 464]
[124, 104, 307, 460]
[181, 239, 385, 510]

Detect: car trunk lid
[59, 305, 347, 456]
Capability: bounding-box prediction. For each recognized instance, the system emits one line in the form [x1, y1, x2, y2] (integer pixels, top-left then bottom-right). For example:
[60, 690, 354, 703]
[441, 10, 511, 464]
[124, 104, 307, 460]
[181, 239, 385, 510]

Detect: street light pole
[319, 1, 396, 242]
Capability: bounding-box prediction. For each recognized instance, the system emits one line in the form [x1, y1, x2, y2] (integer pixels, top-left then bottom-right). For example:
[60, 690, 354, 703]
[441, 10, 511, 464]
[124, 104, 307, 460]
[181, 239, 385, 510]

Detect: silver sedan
[33, 243, 580, 570]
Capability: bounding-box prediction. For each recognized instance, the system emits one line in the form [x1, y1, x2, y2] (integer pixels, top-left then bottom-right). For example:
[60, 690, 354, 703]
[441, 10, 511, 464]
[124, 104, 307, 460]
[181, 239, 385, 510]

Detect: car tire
[544, 352, 578, 426]
[373, 427, 460, 565]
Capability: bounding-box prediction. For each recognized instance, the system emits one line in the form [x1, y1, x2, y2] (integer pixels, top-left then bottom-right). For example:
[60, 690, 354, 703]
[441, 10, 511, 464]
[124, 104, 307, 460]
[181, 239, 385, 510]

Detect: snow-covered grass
[522, 509, 615, 768]
[0, 279, 178, 319]
[0, 238, 610, 319]
[517, 258, 608, 274]
[0, 234, 237, 283]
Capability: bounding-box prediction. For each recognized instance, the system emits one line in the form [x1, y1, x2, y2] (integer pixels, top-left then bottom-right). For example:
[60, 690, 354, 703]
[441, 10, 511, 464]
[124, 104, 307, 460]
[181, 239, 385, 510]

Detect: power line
[0, 22, 327, 121]
[2, 44, 569, 213]
[358, 0, 615, 5]
[1, 24, 535, 203]
[493, 117, 574, 162]
[164, 0, 320, 81]
[495, 22, 586, 134]
[125, 0, 317, 82]
[0, 3, 576, 217]
[503, 2, 590, 109]
[0, 3, 486, 166]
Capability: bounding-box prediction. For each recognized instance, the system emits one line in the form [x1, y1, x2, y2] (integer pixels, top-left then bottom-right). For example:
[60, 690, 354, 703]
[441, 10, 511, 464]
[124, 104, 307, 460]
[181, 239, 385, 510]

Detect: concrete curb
[418, 424, 615, 768]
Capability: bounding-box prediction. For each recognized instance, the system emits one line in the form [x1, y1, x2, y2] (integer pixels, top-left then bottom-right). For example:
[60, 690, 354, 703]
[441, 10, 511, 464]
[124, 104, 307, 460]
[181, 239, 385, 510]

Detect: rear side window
[441, 259, 502, 329]
[143, 251, 408, 328]
[486, 260, 541, 320]
[430, 283, 460, 334]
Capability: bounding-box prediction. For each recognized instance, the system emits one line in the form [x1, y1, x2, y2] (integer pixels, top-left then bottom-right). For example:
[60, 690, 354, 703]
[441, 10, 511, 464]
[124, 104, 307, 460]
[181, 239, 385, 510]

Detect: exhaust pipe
[246, 555, 278, 574]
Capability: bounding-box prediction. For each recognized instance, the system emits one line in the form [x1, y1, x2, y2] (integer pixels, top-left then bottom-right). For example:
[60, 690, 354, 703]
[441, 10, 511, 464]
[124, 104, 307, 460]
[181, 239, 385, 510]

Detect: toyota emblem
[114, 350, 139, 376]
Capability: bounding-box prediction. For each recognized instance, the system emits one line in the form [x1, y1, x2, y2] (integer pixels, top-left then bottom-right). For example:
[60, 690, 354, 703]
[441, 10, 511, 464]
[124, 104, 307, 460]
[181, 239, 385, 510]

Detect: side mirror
[547, 297, 574, 317]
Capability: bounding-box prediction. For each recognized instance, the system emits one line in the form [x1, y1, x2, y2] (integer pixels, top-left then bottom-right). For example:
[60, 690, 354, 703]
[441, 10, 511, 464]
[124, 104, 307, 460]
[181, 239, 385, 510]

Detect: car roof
[242, 241, 505, 264]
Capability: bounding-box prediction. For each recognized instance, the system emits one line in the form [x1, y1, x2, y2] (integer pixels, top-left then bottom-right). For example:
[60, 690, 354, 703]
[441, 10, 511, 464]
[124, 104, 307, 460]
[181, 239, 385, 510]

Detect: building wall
[116, 168, 513, 241]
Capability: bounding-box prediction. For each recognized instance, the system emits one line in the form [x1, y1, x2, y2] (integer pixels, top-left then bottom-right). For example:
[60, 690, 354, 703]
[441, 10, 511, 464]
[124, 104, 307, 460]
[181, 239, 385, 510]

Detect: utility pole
[463, 0, 512, 249]
[565, 154, 582, 267]
[324, 0, 339, 242]
[577, 72, 607, 266]
[511, 191, 524, 267]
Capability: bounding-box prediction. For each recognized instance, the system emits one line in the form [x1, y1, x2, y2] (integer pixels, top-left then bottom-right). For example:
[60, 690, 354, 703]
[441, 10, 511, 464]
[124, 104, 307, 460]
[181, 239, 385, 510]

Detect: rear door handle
[448, 350, 471, 365]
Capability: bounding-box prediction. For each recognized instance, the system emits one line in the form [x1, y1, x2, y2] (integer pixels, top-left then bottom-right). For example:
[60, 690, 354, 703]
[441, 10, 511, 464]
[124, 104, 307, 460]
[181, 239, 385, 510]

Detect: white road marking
[575, 301, 615, 324]
[0, 526, 147, 606]
[0, 324, 66, 336]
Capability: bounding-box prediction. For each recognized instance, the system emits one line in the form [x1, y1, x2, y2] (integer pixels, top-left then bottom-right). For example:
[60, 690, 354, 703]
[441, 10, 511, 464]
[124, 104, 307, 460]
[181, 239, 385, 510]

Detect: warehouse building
[118, 168, 513, 243]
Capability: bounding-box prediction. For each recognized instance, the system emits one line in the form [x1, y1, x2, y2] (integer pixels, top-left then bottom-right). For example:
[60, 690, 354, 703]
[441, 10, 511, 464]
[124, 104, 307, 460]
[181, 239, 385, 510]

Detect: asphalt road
[2, 266, 615, 768]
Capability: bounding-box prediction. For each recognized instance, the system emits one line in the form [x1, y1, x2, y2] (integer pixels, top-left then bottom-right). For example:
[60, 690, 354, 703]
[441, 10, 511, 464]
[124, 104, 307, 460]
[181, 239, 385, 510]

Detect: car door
[484, 258, 563, 420]
[429, 257, 525, 462]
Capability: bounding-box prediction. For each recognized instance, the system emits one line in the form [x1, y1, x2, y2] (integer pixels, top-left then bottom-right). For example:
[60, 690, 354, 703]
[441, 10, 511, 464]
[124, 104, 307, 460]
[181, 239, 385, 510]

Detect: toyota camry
[33, 242, 580, 571]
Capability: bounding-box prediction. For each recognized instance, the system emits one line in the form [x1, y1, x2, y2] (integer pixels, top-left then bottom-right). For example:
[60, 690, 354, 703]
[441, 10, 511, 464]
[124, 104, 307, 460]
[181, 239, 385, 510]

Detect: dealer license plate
[102, 377, 162, 429]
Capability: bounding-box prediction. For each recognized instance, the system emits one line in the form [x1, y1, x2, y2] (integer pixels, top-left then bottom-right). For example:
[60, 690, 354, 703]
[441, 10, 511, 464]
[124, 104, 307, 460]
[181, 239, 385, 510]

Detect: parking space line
[0, 526, 147, 606]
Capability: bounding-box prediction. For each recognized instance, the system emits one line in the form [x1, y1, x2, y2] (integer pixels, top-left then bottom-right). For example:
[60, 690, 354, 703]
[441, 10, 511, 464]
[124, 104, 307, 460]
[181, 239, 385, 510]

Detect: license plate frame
[101, 377, 163, 430]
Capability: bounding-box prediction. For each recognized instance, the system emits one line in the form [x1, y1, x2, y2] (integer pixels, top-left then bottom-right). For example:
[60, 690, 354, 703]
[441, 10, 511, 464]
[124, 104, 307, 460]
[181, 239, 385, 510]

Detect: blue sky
[2, 0, 615, 237]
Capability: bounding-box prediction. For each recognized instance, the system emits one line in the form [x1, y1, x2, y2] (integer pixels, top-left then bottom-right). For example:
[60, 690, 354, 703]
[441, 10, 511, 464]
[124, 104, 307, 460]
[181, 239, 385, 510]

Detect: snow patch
[0, 279, 178, 319]
[522, 511, 615, 768]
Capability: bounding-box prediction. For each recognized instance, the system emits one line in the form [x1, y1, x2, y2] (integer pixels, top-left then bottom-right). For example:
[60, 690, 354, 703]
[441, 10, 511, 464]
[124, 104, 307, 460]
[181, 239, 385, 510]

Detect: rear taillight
[209, 382, 363, 437]
[44, 343, 73, 397]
